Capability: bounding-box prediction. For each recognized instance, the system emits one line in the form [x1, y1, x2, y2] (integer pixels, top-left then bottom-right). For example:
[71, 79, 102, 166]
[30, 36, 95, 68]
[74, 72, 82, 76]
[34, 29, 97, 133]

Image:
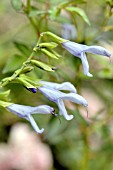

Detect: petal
[31, 105, 55, 115]
[57, 99, 74, 120]
[60, 93, 88, 107]
[62, 41, 87, 57]
[39, 86, 75, 102]
[7, 104, 55, 118]
[80, 52, 93, 77]
[38, 86, 58, 102]
[6, 104, 32, 118]
[62, 41, 111, 58]
[39, 86, 88, 108]
[82, 45, 111, 57]
[27, 114, 44, 134]
[40, 81, 77, 93]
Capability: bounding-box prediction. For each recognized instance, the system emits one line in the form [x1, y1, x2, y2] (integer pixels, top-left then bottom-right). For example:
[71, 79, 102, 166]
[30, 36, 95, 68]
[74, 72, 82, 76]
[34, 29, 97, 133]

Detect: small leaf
[66, 7, 90, 25]
[11, 0, 22, 11]
[49, 7, 61, 20]
[3, 54, 26, 74]
[29, 10, 46, 17]
[13, 41, 31, 56]
[31, 60, 55, 72]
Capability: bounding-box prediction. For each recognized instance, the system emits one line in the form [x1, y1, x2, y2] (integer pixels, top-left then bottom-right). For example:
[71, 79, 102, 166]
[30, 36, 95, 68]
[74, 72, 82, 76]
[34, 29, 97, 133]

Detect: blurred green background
[0, 0, 113, 170]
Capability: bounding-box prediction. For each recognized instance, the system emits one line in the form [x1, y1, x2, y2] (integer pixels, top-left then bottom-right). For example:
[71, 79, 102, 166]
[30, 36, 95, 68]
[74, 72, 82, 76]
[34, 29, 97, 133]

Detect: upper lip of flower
[62, 41, 111, 77]
[39, 81, 77, 93]
[6, 104, 55, 134]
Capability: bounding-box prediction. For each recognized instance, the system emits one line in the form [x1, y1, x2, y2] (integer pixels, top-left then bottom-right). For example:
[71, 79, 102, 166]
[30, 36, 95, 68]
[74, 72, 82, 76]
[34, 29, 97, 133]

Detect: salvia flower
[6, 104, 55, 134]
[38, 81, 88, 120]
[62, 41, 111, 77]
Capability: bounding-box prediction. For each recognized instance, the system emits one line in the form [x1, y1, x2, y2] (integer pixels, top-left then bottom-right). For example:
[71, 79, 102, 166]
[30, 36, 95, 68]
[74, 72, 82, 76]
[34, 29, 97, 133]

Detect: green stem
[27, 0, 31, 13]
[22, 2, 39, 36]
[1, 50, 36, 87]
[28, 17, 39, 34]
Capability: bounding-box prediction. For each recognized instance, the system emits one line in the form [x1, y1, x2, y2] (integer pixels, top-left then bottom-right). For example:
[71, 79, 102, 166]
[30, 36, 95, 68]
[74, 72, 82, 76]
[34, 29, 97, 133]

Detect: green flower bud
[41, 48, 58, 59]
[31, 60, 55, 72]
[38, 42, 58, 49]
[46, 31, 67, 43]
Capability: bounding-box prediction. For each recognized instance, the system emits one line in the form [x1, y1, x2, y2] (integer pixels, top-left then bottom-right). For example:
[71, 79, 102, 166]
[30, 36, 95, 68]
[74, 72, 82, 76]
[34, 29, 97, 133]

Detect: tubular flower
[38, 81, 88, 120]
[62, 41, 111, 77]
[6, 104, 55, 134]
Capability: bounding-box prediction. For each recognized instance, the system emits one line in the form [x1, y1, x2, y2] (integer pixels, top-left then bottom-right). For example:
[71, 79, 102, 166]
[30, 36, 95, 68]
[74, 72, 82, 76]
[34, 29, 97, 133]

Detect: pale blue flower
[61, 23, 77, 40]
[7, 104, 55, 134]
[62, 41, 111, 77]
[38, 82, 88, 120]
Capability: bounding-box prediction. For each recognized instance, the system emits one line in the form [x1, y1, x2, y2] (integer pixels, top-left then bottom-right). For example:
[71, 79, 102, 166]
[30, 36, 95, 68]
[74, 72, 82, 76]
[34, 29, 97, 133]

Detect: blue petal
[38, 86, 61, 102]
[27, 114, 44, 134]
[31, 105, 55, 115]
[7, 104, 54, 117]
[60, 93, 88, 107]
[39, 86, 88, 107]
[62, 41, 87, 57]
[82, 45, 111, 57]
[81, 52, 93, 77]
[57, 99, 74, 120]
[62, 41, 111, 58]
[40, 81, 77, 93]
[7, 104, 32, 118]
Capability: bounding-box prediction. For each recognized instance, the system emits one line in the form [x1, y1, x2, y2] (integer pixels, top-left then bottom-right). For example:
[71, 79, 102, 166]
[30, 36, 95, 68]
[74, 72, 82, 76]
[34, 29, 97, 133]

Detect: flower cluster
[6, 81, 88, 133]
[1, 32, 111, 134]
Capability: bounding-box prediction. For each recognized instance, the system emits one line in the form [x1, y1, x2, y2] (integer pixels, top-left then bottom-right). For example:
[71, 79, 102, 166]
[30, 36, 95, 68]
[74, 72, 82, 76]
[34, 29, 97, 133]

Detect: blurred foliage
[0, 0, 113, 170]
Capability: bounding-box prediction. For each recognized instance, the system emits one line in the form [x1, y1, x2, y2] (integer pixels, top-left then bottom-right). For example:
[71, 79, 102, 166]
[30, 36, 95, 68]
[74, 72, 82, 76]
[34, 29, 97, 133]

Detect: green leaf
[13, 41, 31, 56]
[49, 7, 61, 20]
[50, 0, 86, 20]
[31, 60, 55, 72]
[29, 10, 46, 17]
[66, 7, 90, 25]
[3, 54, 26, 73]
[106, 0, 113, 6]
[11, 0, 22, 11]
